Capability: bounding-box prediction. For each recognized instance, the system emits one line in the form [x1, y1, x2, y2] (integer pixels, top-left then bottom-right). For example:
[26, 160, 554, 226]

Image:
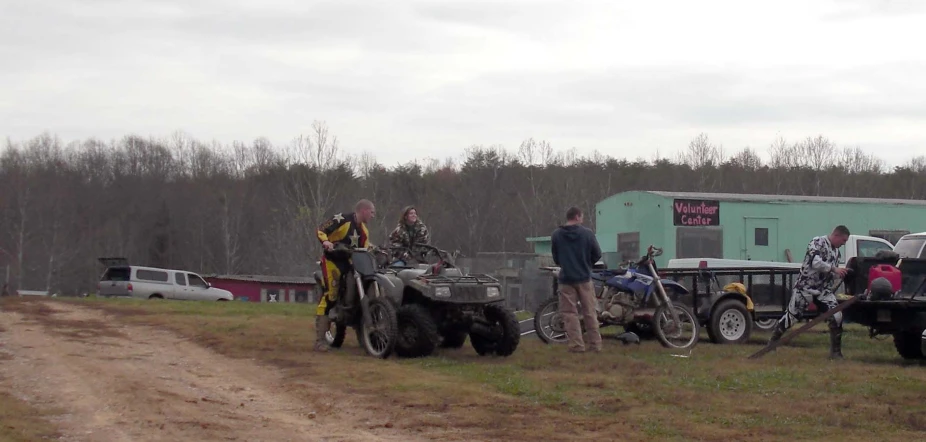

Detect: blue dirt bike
[534, 245, 700, 349]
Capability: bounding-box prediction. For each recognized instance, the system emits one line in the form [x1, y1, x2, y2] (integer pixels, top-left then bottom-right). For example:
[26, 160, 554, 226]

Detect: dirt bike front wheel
[533, 296, 567, 344]
[360, 297, 399, 358]
[653, 303, 699, 350]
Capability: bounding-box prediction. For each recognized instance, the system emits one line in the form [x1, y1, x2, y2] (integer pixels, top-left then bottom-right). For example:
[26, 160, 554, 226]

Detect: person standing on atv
[551, 206, 603, 353]
[314, 199, 376, 352]
[768, 225, 850, 358]
[388, 206, 430, 264]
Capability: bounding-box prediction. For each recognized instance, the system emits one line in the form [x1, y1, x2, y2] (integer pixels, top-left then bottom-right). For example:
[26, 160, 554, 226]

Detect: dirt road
[0, 301, 428, 442]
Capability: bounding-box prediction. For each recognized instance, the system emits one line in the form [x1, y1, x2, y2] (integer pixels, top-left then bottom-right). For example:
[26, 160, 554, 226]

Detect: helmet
[869, 276, 894, 300]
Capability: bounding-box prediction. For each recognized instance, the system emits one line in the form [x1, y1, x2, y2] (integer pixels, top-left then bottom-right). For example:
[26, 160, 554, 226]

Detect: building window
[266, 289, 280, 302]
[676, 227, 723, 259]
[869, 230, 910, 245]
[618, 232, 640, 262]
[754, 228, 769, 246]
[294, 290, 309, 303]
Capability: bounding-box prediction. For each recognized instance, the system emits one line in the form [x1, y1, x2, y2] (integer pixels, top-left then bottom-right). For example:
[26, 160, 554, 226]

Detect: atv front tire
[396, 304, 440, 358]
[440, 330, 468, 348]
[471, 304, 520, 357]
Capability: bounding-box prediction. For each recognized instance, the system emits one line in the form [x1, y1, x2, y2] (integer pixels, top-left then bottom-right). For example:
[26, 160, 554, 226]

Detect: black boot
[768, 322, 785, 345]
[829, 325, 844, 359]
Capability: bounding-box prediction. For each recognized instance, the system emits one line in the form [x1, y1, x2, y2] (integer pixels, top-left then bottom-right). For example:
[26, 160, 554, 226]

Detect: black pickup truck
[840, 256, 926, 360]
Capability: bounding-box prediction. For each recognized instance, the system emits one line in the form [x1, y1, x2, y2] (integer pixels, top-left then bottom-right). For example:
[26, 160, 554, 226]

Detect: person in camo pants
[768, 225, 850, 359]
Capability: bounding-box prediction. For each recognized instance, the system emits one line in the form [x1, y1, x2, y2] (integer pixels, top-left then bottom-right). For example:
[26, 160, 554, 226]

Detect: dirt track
[0, 301, 426, 442]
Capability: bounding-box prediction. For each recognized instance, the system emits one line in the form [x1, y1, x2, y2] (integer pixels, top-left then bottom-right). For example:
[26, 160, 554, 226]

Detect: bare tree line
[2, 125, 925, 295]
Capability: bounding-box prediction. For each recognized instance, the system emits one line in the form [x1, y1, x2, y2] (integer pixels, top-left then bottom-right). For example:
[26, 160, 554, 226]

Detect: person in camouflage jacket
[388, 206, 431, 263]
[768, 225, 851, 359]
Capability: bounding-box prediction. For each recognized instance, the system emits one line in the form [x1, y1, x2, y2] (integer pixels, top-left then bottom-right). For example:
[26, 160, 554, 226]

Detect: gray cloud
[3, 0, 926, 166]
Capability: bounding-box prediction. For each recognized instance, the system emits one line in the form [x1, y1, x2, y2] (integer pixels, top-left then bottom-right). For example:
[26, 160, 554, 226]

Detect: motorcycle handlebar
[646, 245, 663, 257]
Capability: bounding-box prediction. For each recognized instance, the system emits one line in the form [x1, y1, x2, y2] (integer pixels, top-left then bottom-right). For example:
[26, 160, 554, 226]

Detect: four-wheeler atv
[380, 244, 520, 358]
[311, 244, 400, 359]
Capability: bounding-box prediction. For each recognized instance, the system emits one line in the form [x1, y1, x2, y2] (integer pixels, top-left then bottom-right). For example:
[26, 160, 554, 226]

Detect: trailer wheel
[708, 299, 752, 345]
[893, 330, 925, 360]
[754, 318, 778, 332]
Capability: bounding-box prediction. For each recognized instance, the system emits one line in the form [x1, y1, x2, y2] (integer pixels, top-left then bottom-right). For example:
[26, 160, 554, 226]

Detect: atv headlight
[487, 287, 500, 298]
[435, 286, 451, 297]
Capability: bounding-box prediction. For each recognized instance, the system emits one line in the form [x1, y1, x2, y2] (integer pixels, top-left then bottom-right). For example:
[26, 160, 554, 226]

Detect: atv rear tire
[470, 304, 520, 357]
[440, 330, 468, 348]
[893, 330, 925, 360]
[396, 304, 440, 358]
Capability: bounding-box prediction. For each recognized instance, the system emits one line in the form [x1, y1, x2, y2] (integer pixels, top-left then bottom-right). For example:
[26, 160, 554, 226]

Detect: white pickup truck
[667, 234, 895, 270]
[97, 258, 233, 301]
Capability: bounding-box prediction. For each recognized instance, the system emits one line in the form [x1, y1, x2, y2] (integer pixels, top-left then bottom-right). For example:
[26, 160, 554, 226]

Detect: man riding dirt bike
[314, 199, 376, 352]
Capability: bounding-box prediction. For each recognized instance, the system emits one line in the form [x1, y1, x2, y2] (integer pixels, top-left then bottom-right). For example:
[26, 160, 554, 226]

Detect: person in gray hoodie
[551, 206, 603, 353]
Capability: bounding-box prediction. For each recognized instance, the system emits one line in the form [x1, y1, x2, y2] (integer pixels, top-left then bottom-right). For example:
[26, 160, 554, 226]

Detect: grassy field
[5, 297, 926, 441]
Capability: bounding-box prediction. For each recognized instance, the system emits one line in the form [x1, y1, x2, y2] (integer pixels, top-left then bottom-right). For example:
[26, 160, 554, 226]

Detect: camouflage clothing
[777, 235, 842, 329]
[389, 220, 430, 259]
[793, 235, 842, 296]
[772, 235, 845, 357]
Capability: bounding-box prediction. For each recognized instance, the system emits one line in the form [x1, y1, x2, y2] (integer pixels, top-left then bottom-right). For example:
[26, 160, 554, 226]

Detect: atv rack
[419, 273, 499, 285]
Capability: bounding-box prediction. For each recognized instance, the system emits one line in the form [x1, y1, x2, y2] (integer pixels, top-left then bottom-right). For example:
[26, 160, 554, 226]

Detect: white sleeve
[808, 238, 835, 274]
[811, 255, 833, 274]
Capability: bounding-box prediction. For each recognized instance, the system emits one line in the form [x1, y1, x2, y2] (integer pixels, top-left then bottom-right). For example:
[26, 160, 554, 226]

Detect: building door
[744, 218, 779, 261]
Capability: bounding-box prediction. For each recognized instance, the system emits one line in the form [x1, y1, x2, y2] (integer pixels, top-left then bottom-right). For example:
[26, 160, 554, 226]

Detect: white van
[893, 232, 926, 259]
[97, 258, 233, 301]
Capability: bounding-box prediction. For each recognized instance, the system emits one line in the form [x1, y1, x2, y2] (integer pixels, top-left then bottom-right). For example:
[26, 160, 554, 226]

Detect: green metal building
[526, 191, 926, 267]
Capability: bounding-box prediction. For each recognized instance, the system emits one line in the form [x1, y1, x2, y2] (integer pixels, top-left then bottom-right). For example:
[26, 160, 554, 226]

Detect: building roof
[202, 274, 317, 285]
[641, 191, 926, 206]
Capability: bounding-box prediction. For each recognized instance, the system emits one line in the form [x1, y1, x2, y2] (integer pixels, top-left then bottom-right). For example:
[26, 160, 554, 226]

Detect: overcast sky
[3, 0, 926, 167]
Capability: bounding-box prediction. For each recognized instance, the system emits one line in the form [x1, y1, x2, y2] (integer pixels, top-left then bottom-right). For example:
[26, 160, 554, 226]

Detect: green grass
[11, 296, 926, 441]
[515, 310, 533, 321]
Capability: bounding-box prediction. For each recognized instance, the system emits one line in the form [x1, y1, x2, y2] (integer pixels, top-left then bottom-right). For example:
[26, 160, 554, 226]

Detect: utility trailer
[657, 264, 839, 344]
